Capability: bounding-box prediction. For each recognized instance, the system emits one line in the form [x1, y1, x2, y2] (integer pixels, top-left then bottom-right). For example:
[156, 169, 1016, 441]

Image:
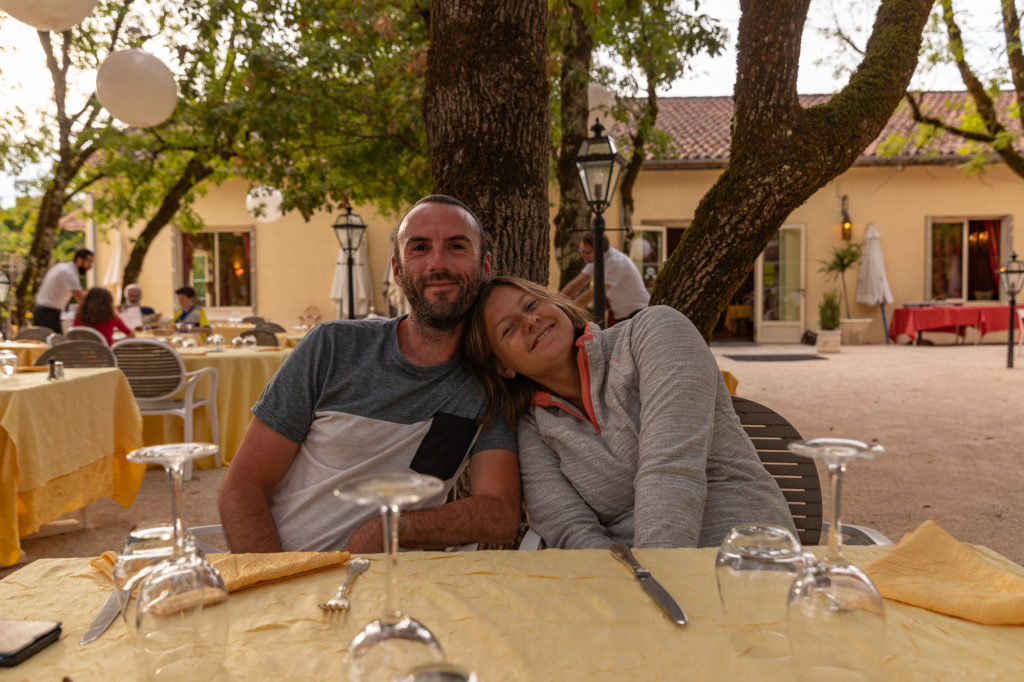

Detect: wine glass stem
[381, 502, 402, 622]
[827, 462, 846, 562]
[166, 460, 187, 557]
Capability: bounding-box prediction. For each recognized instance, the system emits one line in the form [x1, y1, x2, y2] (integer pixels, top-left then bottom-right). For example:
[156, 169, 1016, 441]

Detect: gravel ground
[4, 338, 1022, 581]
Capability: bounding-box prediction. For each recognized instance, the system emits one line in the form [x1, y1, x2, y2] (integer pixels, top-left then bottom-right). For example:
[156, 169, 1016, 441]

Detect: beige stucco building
[87, 92, 1021, 344]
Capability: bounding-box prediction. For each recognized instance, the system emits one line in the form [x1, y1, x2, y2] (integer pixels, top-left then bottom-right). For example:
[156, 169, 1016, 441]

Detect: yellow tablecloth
[724, 304, 753, 333]
[719, 368, 738, 395]
[142, 347, 291, 468]
[209, 323, 256, 343]
[3, 546, 1024, 680]
[275, 330, 308, 348]
[0, 340, 48, 367]
[0, 368, 144, 566]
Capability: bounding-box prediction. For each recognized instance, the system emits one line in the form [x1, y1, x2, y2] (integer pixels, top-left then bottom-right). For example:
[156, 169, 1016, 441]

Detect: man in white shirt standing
[561, 233, 650, 324]
[32, 248, 93, 334]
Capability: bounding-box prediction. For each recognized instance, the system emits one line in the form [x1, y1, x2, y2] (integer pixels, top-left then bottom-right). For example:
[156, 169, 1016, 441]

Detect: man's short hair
[125, 283, 142, 295]
[580, 232, 610, 252]
[175, 285, 196, 298]
[392, 194, 492, 264]
[74, 248, 94, 262]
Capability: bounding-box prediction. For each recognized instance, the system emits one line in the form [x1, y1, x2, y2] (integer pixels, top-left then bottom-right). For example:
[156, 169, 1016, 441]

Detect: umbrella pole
[881, 302, 890, 344]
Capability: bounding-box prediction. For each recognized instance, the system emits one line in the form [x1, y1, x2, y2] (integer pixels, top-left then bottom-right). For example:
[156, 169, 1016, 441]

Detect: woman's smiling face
[483, 284, 576, 381]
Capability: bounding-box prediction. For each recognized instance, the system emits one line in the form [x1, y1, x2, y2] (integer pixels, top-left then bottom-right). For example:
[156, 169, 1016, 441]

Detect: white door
[755, 224, 806, 343]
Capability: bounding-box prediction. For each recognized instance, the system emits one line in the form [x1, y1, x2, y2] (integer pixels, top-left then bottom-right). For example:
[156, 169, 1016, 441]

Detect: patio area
[2, 339, 1022, 580]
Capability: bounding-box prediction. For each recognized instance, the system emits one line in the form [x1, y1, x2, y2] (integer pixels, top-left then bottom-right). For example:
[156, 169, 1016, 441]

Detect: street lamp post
[332, 206, 367, 320]
[574, 118, 625, 327]
[999, 252, 1024, 368]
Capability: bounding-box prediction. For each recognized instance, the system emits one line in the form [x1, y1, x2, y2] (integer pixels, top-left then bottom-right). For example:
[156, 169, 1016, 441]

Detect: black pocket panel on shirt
[408, 412, 479, 481]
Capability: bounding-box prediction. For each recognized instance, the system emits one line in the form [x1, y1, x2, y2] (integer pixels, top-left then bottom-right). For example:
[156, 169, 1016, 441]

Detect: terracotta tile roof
[632, 91, 1020, 169]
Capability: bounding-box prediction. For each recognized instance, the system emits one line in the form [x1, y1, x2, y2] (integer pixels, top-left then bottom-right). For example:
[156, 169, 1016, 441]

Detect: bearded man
[220, 196, 521, 553]
[32, 248, 93, 334]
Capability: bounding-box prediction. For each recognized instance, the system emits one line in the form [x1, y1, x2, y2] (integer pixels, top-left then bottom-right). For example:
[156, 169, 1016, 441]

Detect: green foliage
[819, 242, 862, 318]
[819, 289, 841, 330]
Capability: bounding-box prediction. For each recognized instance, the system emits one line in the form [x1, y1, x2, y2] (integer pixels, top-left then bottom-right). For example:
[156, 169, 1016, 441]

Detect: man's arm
[71, 288, 86, 304]
[218, 417, 301, 552]
[344, 448, 521, 553]
[560, 272, 591, 299]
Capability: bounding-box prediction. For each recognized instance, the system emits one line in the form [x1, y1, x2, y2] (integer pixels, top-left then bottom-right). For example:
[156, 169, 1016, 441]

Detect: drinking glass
[786, 438, 886, 681]
[394, 661, 478, 682]
[716, 523, 806, 659]
[113, 525, 191, 620]
[207, 334, 225, 352]
[0, 350, 16, 377]
[127, 443, 229, 680]
[334, 472, 446, 682]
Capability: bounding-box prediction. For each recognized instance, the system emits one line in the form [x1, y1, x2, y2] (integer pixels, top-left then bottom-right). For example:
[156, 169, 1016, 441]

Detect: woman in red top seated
[73, 287, 134, 346]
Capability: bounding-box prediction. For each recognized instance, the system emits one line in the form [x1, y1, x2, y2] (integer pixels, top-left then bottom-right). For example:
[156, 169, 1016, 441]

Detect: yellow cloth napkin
[91, 550, 350, 593]
[864, 520, 1024, 625]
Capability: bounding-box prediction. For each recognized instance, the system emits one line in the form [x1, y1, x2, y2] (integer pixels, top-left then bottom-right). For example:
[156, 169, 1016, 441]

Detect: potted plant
[819, 242, 872, 344]
[816, 289, 842, 353]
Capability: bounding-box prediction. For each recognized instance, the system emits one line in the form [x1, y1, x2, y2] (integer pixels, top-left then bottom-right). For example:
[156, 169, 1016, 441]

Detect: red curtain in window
[985, 220, 1000, 286]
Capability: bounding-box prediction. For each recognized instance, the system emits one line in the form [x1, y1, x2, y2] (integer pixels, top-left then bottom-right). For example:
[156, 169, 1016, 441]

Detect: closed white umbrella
[856, 223, 894, 343]
[102, 230, 125, 303]
[330, 241, 374, 319]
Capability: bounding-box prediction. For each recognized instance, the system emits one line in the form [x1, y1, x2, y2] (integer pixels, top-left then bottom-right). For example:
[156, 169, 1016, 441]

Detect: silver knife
[610, 543, 687, 626]
[79, 589, 127, 645]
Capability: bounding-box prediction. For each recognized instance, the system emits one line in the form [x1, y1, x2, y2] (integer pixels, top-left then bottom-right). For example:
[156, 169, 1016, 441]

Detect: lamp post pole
[332, 206, 367, 321]
[591, 212, 607, 326]
[345, 233, 357, 321]
[999, 252, 1024, 369]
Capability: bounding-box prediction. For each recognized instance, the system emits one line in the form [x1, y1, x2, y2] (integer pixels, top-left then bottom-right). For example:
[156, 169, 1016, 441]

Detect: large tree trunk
[424, 0, 550, 282]
[551, 1, 593, 289]
[651, 0, 933, 337]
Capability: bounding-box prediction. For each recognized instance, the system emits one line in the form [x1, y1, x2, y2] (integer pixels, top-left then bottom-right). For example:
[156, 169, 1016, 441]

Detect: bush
[819, 290, 841, 330]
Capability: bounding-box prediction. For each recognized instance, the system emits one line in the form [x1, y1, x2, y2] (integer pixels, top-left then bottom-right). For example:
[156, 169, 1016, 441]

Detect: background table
[141, 347, 291, 468]
[3, 546, 1022, 680]
[889, 304, 1020, 343]
[0, 368, 144, 566]
[0, 340, 49, 367]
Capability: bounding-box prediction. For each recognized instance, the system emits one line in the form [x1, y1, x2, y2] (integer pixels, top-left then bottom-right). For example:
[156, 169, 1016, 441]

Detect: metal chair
[241, 315, 265, 324]
[111, 339, 220, 480]
[239, 329, 280, 346]
[67, 326, 108, 345]
[519, 396, 889, 550]
[15, 326, 54, 342]
[34, 341, 117, 368]
[47, 333, 69, 347]
[1017, 307, 1024, 355]
[253, 321, 286, 334]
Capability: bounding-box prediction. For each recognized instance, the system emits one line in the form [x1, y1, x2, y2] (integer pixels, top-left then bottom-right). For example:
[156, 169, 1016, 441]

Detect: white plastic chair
[111, 339, 220, 480]
[1017, 307, 1024, 355]
[67, 326, 108, 345]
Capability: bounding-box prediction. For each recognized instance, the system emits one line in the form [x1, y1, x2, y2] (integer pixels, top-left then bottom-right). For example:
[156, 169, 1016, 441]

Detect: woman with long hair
[73, 287, 134, 346]
[464, 275, 792, 549]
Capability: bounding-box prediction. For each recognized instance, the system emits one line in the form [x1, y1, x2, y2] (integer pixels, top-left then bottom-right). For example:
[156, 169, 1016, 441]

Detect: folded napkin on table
[864, 520, 1024, 625]
[91, 550, 350, 593]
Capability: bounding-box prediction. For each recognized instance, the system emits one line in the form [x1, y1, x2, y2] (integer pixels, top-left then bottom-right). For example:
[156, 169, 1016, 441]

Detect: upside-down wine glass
[127, 443, 229, 680]
[334, 472, 446, 682]
[786, 438, 886, 682]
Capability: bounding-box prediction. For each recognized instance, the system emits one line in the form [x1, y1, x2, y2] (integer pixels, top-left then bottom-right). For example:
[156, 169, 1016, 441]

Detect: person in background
[123, 283, 155, 316]
[73, 287, 134, 346]
[173, 285, 212, 332]
[121, 283, 161, 330]
[32, 248, 94, 334]
[560, 233, 649, 324]
[464, 276, 793, 550]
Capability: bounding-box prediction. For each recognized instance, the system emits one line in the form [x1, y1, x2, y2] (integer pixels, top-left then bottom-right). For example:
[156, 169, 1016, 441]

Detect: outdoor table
[888, 304, 1020, 344]
[209, 323, 256, 343]
[275, 330, 308, 348]
[0, 340, 49, 367]
[141, 346, 291, 468]
[2, 545, 1023, 680]
[0, 367, 144, 566]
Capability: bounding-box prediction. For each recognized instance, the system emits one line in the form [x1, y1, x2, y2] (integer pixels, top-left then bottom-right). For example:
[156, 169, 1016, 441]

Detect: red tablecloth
[888, 305, 1021, 342]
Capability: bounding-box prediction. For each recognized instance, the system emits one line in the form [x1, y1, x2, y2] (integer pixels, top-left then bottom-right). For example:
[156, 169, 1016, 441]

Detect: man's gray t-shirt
[252, 317, 517, 551]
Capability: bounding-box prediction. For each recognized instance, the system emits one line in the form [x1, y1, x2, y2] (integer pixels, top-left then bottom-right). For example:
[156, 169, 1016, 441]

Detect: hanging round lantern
[0, 0, 97, 32]
[245, 186, 284, 223]
[96, 48, 178, 127]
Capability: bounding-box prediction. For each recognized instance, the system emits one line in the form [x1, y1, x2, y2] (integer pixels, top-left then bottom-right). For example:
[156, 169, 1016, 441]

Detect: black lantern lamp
[999, 252, 1024, 368]
[332, 206, 367, 320]
[574, 118, 626, 326]
[841, 195, 852, 241]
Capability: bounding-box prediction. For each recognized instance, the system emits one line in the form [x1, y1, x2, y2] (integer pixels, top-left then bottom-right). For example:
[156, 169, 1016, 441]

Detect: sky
[0, 1, 1010, 208]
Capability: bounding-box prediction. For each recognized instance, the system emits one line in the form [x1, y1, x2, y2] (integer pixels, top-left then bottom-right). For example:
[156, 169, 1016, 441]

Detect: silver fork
[318, 557, 370, 612]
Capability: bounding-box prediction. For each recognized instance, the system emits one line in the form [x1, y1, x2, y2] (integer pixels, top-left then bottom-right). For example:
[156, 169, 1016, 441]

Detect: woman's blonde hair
[464, 275, 590, 428]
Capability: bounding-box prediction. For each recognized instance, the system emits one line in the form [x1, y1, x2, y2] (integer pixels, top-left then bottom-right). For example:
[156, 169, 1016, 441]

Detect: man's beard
[400, 266, 483, 331]
[78, 266, 87, 275]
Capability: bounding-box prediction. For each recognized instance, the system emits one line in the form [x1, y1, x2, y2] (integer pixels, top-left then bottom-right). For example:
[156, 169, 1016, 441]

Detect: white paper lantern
[0, 0, 97, 32]
[245, 186, 284, 223]
[96, 48, 178, 127]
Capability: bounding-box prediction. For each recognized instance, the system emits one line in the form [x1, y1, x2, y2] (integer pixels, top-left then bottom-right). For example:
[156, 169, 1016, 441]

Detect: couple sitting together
[219, 195, 792, 554]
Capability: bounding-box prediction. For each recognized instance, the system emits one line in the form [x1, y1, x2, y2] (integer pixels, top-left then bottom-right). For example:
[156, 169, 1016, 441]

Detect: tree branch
[904, 90, 995, 143]
[1000, 0, 1024, 116]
